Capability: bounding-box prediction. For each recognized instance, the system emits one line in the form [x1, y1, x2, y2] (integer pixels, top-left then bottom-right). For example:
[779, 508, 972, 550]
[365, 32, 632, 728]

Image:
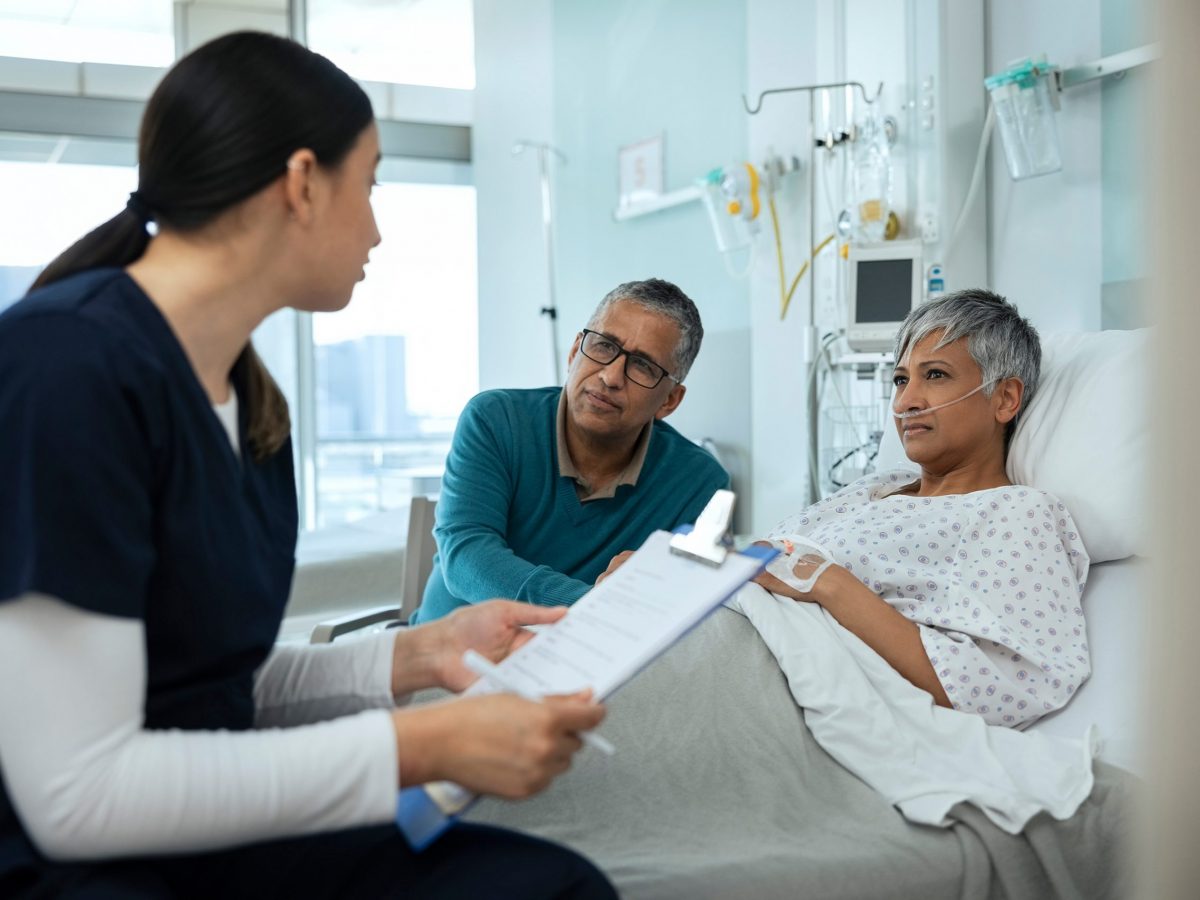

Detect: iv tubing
[945, 103, 995, 259]
[783, 233, 836, 319]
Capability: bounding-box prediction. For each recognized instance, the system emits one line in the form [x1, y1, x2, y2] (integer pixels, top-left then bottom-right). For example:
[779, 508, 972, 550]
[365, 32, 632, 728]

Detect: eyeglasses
[578, 329, 679, 389]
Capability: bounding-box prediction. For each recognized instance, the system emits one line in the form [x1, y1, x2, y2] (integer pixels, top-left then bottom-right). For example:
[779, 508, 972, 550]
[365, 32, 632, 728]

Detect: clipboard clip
[669, 489, 735, 567]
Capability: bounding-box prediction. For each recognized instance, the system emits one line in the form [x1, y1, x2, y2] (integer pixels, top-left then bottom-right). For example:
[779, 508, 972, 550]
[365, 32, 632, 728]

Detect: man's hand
[595, 550, 634, 586]
[392, 600, 569, 697]
[392, 691, 606, 798]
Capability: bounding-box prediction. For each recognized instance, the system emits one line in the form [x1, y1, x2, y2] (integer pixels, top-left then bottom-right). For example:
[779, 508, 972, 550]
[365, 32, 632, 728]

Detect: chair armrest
[309, 605, 403, 644]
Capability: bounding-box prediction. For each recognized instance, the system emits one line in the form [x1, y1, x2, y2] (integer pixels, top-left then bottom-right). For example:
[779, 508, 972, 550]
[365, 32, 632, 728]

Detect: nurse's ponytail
[32, 202, 151, 293]
[32, 31, 373, 463]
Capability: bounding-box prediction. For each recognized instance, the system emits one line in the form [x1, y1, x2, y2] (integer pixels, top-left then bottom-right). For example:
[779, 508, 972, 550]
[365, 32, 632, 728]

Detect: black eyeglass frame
[578, 329, 680, 389]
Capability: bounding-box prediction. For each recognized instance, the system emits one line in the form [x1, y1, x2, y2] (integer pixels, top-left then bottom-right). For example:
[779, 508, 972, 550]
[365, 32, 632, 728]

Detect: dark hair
[586, 278, 704, 381]
[33, 31, 374, 461]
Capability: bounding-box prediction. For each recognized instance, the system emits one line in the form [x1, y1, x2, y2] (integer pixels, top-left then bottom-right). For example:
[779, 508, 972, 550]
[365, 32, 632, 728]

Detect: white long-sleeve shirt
[0, 593, 402, 861]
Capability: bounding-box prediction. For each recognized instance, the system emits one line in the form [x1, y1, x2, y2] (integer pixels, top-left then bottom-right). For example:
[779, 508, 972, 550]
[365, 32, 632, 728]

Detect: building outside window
[311, 177, 477, 528]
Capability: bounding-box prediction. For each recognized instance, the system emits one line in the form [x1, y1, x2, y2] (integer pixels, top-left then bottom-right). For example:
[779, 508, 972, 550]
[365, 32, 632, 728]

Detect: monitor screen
[855, 258, 914, 323]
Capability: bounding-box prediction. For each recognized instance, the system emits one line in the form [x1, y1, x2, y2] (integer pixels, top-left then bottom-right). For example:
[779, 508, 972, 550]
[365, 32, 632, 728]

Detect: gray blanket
[462, 608, 1135, 900]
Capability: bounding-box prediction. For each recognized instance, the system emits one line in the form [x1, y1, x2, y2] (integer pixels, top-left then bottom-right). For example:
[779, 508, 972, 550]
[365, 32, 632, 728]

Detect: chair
[308, 496, 438, 643]
[399, 495, 438, 622]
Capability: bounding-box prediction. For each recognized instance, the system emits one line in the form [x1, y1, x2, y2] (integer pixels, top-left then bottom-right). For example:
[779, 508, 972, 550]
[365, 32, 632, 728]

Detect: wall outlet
[919, 212, 940, 244]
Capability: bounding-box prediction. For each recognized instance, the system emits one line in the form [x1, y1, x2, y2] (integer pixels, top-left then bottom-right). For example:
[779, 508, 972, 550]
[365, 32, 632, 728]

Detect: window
[0, 1, 173, 67]
[312, 175, 477, 528]
[0, 2, 480, 535]
[0, 148, 477, 532]
[0, 134, 137, 310]
[306, 0, 475, 89]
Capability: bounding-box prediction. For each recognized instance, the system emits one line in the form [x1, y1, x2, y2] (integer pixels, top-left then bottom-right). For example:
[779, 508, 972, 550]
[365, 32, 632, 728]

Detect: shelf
[612, 185, 703, 221]
[1057, 43, 1159, 90]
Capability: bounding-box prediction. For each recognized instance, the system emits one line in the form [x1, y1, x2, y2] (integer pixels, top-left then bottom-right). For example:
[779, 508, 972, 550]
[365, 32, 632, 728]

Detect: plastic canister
[698, 168, 750, 253]
[985, 59, 1062, 180]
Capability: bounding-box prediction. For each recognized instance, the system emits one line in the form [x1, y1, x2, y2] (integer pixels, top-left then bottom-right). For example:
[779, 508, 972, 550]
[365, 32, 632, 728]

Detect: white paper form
[470, 530, 767, 701]
[399, 529, 773, 837]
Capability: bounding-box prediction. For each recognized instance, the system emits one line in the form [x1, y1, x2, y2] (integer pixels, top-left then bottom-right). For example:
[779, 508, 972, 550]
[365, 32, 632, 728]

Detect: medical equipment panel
[846, 241, 923, 351]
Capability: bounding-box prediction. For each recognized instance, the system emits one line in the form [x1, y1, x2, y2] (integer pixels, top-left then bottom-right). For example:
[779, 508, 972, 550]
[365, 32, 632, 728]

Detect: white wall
[744, 0, 986, 532]
[473, 0, 558, 389]
[745, 0, 822, 533]
[472, 0, 1112, 535]
[986, 0, 1103, 332]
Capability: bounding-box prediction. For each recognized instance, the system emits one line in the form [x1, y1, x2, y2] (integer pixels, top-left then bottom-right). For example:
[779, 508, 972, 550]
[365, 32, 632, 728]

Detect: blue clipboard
[397, 495, 774, 850]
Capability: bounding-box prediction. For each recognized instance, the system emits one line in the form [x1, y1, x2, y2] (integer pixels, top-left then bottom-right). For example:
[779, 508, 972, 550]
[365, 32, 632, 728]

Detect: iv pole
[513, 140, 568, 385]
[742, 81, 882, 504]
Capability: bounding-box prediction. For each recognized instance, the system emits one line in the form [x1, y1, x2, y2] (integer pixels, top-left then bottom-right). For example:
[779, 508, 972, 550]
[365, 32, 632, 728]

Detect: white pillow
[873, 329, 1149, 563]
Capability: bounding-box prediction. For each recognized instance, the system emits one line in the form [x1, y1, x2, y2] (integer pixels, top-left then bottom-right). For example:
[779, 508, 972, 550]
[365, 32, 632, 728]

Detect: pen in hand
[461, 650, 616, 756]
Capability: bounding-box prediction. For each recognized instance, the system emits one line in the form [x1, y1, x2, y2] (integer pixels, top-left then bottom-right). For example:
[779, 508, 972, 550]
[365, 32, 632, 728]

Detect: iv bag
[849, 110, 892, 243]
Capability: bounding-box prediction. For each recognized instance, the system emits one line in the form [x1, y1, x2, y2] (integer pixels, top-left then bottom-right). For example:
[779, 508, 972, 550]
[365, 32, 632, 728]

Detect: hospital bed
[296, 329, 1145, 897]
[454, 328, 1148, 899]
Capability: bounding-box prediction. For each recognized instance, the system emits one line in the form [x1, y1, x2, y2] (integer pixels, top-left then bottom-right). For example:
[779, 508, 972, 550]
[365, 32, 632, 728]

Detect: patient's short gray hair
[894, 288, 1041, 418]
[586, 278, 704, 382]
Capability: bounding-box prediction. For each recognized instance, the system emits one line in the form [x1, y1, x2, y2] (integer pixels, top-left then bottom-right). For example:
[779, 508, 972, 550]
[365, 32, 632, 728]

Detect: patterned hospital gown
[764, 469, 1091, 728]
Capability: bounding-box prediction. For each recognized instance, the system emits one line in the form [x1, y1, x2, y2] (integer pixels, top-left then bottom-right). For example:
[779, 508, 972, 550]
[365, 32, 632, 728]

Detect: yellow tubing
[768, 195, 787, 317]
[781, 232, 836, 320]
[746, 163, 762, 220]
[768, 192, 836, 321]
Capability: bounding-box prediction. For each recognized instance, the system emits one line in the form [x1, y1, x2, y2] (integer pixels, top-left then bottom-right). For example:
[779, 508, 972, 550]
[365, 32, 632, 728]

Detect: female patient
[753, 289, 1089, 728]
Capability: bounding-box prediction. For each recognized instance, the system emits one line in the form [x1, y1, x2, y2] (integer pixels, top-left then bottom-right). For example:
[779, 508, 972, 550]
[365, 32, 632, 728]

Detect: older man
[412, 278, 728, 623]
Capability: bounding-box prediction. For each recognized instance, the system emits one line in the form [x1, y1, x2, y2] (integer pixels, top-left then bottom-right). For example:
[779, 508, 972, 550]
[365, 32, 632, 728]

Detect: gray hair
[586, 278, 704, 382]
[893, 288, 1041, 426]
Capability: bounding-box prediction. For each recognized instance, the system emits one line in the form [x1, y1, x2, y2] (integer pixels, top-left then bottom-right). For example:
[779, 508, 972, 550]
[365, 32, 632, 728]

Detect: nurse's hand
[392, 691, 605, 798]
[392, 600, 568, 697]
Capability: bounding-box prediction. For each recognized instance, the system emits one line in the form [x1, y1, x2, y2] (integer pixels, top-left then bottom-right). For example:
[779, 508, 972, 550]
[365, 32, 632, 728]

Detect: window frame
[0, 0, 476, 532]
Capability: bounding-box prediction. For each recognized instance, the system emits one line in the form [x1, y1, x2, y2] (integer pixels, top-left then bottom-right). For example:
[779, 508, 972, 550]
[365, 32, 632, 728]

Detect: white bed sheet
[1026, 555, 1147, 775]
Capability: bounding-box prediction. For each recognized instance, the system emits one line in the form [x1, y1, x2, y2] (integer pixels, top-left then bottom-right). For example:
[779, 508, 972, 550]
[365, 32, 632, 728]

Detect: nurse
[0, 31, 613, 899]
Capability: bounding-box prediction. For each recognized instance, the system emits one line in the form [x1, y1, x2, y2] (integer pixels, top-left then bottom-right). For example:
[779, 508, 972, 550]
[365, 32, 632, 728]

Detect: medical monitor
[846, 241, 923, 352]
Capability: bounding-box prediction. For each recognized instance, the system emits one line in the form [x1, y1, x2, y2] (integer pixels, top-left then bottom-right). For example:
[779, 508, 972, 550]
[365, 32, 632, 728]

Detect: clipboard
[397, 490, 775, 849]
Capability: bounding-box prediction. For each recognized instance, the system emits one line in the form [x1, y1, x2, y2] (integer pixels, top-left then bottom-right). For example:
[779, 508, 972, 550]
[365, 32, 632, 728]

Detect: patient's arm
[760, 564, 952, 709]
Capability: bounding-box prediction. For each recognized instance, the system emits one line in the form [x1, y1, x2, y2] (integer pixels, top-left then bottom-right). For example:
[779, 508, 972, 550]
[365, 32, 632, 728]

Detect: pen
[461, 650, 616, 756]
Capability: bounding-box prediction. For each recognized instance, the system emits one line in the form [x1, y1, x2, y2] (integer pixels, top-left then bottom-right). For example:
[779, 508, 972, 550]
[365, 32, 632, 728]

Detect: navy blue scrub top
[0, 269, 299, 891]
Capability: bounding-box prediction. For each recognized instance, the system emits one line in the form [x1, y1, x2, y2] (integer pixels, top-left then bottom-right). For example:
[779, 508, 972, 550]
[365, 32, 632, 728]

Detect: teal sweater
[414, 387, 729, 622]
